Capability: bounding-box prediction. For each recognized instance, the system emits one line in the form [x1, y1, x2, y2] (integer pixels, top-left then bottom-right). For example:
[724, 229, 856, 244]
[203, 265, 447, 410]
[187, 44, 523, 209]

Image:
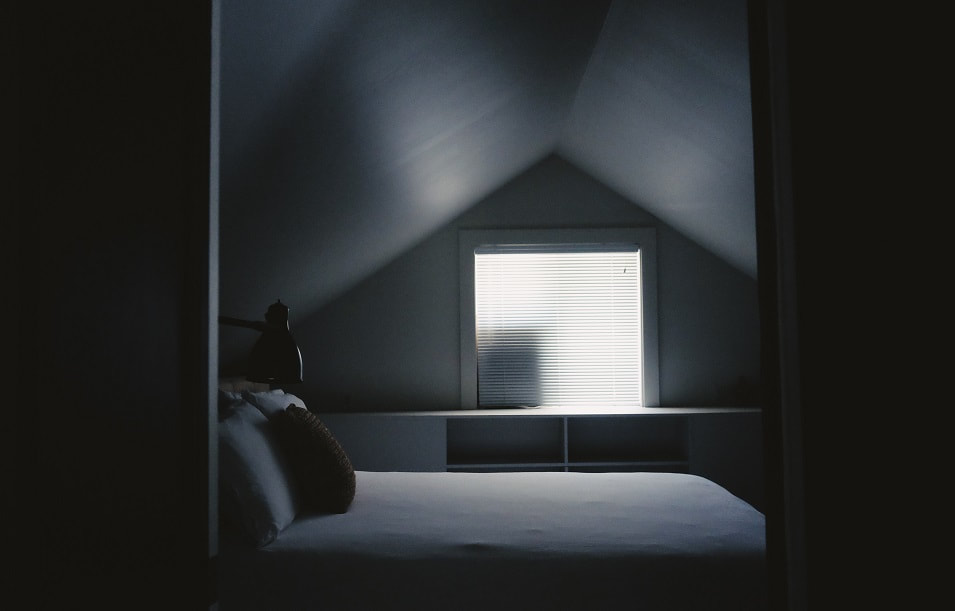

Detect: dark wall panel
[17, 4, 213, 606]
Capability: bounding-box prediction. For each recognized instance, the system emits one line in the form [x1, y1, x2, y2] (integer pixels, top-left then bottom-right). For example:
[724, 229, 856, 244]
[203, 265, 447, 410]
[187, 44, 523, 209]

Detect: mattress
[218, 470, 767, 610]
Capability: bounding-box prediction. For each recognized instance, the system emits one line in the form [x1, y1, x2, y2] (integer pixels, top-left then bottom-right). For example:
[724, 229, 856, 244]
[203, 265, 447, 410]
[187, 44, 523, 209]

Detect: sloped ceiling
[560, 0, 755, 278]
[220, 0, 755, 323]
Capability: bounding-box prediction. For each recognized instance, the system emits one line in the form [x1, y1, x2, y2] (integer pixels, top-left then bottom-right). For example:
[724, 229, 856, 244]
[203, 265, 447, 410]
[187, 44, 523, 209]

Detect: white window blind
[474, 244, 642, 408]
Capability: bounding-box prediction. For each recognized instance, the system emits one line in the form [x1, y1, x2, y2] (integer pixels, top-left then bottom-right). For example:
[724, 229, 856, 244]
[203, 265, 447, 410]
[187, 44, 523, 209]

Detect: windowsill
[316, 406, 761, 417]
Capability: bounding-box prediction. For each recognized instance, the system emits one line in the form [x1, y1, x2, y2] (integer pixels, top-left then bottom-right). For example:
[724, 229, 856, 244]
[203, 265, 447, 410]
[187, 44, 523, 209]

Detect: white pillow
[219, 387, 282, 413]
[243, 389, 307, 418]
[218, 389, 243, 413]
[219, 400, 301, 547]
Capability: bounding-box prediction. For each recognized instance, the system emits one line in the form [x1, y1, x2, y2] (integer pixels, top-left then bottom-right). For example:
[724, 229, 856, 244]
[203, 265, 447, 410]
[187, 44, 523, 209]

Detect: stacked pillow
[241, 389, 308, 418]
[218, 389, 356, 547]
[270, 405, 356, 514]
[218, 399, 301, 547]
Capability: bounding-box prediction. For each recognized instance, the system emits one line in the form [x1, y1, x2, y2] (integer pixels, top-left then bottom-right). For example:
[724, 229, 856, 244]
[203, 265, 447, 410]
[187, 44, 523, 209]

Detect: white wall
[286, 155, 760, 411]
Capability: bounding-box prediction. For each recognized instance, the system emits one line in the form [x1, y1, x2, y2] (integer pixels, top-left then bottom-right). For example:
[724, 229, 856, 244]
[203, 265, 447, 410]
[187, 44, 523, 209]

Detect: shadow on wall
[477, 330, 542, 407]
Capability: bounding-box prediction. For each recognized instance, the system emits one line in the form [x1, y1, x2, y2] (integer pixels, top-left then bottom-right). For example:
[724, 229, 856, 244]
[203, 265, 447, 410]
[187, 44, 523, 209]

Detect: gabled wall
[285, 155, 759, 411]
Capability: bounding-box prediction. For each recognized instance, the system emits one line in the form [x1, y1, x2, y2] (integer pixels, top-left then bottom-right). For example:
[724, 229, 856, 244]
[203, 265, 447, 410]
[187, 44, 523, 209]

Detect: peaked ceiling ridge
[556, 0, 622, 148]
[303, 149, 742, 326]
[221, 0, 758, 335]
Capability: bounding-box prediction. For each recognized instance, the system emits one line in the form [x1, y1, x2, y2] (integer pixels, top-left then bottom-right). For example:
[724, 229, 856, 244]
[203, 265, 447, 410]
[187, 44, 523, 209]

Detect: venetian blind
[474, 244, 642, 408]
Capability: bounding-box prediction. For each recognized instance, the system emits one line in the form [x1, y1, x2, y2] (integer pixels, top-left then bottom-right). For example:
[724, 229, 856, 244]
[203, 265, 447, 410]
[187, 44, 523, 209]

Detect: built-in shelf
[446, 412, 690, 473]
[318, 407, 764, 511]
[447, 416, 564, 467]
[568, 415, 688, 464]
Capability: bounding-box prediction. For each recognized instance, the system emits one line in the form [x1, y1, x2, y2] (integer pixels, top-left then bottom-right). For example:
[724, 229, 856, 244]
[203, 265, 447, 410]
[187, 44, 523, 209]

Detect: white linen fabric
[242, 389, 307, 418]
[218, 400, 301, 547]
[219, 470, 767, 610]
[217, 389, 244, 413]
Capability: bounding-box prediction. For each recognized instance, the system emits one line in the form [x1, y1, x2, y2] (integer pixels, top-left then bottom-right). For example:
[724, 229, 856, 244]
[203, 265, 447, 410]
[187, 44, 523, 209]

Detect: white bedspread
[219, 470, 767, 610]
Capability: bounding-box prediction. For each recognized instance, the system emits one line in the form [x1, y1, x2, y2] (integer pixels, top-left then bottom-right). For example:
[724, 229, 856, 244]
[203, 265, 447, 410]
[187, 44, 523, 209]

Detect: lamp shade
[246, 300, 303, 384]
[220, 300, 304, 384]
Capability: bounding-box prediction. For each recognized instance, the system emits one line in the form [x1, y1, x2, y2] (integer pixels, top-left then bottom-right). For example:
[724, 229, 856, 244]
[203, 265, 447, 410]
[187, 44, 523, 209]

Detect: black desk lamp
[219, 300, 303, 384]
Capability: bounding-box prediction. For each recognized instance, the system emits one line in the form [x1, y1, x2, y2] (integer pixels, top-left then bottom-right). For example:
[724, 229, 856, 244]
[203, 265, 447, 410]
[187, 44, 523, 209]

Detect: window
[460, 229, 658, 409]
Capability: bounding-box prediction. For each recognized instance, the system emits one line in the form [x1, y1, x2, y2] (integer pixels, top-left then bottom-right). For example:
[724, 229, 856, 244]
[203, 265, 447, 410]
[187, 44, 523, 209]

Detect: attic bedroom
[214, 1, 767, 608]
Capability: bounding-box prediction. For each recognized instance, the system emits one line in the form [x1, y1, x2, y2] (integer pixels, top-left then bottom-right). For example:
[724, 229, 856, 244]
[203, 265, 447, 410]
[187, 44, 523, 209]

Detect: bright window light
[474, 244, 642, 408]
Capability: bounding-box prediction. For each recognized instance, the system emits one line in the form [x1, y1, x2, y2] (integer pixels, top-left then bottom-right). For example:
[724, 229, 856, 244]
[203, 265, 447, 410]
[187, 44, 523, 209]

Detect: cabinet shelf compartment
[447, 464, 566, 473]
[447, 417, 564, 466]
[567, 461, 689, 473]
[567, 416, 688, 464]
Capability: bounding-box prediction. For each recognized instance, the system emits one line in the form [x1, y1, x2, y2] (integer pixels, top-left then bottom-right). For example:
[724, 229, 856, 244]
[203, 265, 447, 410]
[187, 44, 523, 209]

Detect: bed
[217, 387, 767, 611]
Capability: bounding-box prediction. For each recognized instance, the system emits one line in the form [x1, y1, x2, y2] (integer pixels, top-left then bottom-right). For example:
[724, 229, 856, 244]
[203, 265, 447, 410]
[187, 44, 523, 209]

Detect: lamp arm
[218, 300, 303, 384]
[218, 316, 270, 332]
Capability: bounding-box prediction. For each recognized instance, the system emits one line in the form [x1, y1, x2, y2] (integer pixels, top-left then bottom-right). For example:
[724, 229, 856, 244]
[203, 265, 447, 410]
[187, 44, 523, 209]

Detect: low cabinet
[319, 407, 763, 511]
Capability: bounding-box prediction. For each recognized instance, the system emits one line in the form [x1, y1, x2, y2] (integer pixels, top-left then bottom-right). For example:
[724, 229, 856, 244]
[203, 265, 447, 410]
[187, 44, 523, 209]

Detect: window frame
[459, 228, 659, 409]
